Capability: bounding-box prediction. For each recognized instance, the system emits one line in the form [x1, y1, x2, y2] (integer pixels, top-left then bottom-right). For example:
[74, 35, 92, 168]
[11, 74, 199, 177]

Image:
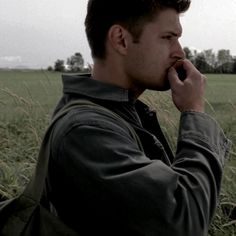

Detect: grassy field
[0, 70, 235, 235]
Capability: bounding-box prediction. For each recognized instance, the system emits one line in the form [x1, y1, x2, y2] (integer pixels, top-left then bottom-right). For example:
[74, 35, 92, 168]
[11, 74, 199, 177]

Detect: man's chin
[150, 80, 171, 91]
[159, 81, 171, 91]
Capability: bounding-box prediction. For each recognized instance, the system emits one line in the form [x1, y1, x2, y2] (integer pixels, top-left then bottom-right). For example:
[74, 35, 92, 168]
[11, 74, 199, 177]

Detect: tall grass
[0, 70, 235, 235]
[0, 70, 61, 199]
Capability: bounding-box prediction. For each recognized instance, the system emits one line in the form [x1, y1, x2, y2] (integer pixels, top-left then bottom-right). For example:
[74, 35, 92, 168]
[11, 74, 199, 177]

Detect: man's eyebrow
[164, 31, 182, 37]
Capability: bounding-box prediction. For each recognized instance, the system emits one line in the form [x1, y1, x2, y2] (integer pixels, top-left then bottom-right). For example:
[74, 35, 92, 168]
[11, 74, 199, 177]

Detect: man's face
[124, 8, 185, 92]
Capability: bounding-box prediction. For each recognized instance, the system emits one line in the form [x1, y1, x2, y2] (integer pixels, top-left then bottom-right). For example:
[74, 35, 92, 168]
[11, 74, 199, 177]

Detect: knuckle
[201, 75, 207, 83]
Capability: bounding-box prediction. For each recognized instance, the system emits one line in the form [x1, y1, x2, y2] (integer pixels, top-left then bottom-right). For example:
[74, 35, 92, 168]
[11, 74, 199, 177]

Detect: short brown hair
[85, 0, 191, 59]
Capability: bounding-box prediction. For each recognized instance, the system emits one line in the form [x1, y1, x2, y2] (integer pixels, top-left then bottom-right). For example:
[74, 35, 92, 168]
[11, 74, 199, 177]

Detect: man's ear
[108, 25, 130, 55]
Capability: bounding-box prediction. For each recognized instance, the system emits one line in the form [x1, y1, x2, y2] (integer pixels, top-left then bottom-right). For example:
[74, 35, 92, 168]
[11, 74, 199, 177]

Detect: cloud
[0, 56, 22, 63]
[188, 47, 202, 53]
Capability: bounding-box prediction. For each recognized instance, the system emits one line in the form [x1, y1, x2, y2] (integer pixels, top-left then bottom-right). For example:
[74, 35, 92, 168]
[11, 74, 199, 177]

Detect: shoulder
[55, 103, 129, 132]
[51, 104, 134, 151]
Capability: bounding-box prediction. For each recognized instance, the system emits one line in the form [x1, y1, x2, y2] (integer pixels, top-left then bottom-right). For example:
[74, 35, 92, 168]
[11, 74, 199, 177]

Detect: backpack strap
[24, 99, 143, 202]
[60, 100, 144, 151]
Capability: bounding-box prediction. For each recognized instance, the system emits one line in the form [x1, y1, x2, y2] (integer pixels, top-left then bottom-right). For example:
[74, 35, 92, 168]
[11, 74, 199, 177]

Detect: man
[47, 0, 231, 235]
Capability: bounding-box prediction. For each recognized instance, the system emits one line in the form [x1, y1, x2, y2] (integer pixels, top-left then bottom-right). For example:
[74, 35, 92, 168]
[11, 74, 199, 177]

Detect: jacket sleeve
[52, 108, 231, 236]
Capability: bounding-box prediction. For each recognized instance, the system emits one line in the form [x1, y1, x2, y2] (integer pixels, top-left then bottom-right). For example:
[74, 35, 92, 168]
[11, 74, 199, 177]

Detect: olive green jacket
[47, 74, 231, 236]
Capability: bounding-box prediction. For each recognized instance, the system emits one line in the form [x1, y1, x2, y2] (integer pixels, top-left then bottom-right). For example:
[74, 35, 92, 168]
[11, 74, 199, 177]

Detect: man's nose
[172, 41, 185, 60]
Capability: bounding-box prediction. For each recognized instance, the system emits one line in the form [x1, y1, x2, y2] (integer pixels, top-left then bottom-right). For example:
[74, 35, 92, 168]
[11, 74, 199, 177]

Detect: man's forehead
[162, 24, 183, 36]
[154, 9, 182, 34]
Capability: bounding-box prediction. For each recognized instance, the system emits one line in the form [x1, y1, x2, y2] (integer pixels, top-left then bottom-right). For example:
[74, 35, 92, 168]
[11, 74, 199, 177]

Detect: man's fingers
[168, 67, 183, 88]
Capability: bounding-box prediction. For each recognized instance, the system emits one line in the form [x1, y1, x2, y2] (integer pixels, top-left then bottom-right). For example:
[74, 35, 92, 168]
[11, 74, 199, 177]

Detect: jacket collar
[62, 73, 130, 102]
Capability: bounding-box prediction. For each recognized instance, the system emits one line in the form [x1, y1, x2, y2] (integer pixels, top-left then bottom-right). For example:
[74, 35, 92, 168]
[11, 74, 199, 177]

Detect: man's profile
[46, 0, 231, 235]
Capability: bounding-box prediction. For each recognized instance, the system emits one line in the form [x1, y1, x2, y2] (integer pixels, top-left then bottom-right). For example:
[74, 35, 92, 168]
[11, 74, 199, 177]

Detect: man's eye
[163, 36, 172, 40]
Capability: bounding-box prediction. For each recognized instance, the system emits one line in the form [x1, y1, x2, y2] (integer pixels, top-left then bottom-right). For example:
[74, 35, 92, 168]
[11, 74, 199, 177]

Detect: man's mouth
[172, 59, 185, 69]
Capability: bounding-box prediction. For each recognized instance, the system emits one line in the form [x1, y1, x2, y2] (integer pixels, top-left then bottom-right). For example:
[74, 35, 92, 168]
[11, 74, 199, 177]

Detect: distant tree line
[49, 49, 236, 74]
[183, 47, 236, 74]
[48, 52, 92, 73]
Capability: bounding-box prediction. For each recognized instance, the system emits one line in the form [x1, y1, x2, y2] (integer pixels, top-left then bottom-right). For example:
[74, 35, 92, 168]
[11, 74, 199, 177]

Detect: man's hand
[167, 59, 206, 113]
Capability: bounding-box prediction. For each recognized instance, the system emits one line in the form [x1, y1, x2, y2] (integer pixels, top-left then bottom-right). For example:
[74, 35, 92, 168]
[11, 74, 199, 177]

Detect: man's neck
[92, 59, 144, 99]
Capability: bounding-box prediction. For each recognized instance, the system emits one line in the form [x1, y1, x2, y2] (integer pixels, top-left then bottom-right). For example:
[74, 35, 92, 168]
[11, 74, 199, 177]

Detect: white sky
[0, 0, 236, 68]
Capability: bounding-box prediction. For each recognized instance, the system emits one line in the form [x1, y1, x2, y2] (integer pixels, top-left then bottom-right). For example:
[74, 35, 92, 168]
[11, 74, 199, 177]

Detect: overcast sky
[0, 0, 236, 68]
